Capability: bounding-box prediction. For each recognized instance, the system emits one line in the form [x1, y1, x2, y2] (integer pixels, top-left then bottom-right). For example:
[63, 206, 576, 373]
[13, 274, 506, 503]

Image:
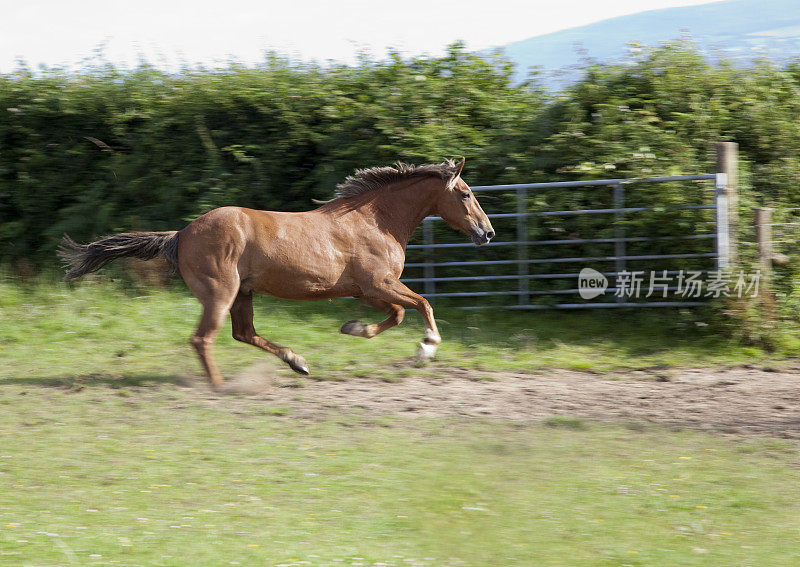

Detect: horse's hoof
[414, 342, 438, 366]
[278, 350, 309, 375]
[340, 320, 365, 336]
[291, 363, 310, 375]
[288, 357, 310, 375]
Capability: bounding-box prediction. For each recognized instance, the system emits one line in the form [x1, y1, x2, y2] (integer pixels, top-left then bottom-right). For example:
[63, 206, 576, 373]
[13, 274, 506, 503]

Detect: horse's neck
[372, 180, 437, 246]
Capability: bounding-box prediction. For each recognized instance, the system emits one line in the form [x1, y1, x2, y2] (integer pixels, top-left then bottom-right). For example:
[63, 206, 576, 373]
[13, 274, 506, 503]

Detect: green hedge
[3, 40, 800, 274]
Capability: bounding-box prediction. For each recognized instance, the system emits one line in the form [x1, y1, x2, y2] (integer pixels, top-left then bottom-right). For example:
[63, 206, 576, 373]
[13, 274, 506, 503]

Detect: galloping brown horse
[60, 158, 494, 388]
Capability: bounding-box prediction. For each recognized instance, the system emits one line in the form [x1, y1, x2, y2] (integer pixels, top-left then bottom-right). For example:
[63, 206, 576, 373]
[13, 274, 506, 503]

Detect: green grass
[0, 385, 799, 566]
[3, 280, 800, 565]
[1, 279, 798, 385]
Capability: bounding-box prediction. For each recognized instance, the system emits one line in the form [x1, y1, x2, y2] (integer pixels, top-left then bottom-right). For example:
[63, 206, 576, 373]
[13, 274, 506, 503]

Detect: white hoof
[414, 342, 438, 365]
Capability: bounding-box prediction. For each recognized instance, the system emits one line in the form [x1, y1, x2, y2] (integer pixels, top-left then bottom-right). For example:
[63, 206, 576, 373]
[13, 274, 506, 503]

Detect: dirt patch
[187, 361, 800, 438]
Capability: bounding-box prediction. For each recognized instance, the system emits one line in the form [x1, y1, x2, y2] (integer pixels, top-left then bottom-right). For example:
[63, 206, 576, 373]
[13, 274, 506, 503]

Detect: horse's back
[177, 206, 358, 299]
[238, 209, 358, 298]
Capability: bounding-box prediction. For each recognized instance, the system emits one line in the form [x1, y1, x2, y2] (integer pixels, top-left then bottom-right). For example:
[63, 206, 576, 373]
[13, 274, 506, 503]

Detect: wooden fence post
[754, 207, 772, 273]
[715, 142, 738, 267]
[753, 206, 776, 324]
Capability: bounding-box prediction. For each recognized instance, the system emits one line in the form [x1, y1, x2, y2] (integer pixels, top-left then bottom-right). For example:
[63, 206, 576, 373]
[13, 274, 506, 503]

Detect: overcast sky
[1, 0, 725, 71]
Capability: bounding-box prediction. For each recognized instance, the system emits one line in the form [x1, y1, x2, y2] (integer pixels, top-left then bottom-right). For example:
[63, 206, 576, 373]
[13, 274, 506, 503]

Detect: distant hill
[496, 0, 800, 87]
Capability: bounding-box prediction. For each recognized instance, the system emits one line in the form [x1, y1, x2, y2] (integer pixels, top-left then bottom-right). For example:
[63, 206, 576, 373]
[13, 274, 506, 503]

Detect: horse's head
[436, 158, 495, 245]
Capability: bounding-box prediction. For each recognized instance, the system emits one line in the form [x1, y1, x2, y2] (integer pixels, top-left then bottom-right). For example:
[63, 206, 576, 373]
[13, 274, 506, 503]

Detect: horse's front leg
[356, 280, 441, 364]
[340, 297, 405, 339]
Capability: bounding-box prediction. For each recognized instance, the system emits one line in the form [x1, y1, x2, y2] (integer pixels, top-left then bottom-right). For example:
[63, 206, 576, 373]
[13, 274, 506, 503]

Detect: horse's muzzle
[470, 226, 495, 246]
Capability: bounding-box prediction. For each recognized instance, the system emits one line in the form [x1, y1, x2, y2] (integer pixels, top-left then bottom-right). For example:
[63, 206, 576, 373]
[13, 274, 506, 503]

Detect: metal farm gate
[401, 168, 734, 310]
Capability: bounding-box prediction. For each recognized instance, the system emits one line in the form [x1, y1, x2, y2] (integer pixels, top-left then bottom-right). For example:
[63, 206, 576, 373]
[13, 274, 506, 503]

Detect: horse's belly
[250, 278, 358, 300]
[238, 219, 369, 299]
[243, 265, 358, 300]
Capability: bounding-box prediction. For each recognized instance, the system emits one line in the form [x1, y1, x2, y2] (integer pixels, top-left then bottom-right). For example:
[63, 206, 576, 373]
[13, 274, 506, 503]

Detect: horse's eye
[460, 192, 470, 200]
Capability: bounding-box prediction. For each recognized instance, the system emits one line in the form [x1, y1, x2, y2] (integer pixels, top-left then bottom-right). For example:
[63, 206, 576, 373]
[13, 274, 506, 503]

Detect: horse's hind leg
[230, 291, 309, 375]
[191, 295, 237, 389]
[184, 272, 240, 389]
[340, 297, 405, 339]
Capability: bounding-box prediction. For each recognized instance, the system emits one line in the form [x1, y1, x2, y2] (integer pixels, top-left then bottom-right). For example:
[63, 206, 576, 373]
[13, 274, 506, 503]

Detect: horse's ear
[446, 157, 465, 189]
[454, 157, 465, 177]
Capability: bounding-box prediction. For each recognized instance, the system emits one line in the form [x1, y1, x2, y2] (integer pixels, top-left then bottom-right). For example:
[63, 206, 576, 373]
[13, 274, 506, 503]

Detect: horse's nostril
[486, 230, 495, 240]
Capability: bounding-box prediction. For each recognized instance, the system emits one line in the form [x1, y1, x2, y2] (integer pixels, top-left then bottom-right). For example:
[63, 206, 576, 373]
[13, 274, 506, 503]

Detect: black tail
[59, 231, 179, 281]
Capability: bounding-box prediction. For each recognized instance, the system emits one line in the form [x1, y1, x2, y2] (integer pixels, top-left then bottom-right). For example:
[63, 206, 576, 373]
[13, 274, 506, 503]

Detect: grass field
[1, 386, 800, 566]
[2, 278, 797, 385]
[2, 280, 800, 566]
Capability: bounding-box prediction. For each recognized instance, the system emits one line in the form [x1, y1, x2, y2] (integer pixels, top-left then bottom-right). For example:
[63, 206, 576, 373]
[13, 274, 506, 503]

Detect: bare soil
[191, 361, 800, 438]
